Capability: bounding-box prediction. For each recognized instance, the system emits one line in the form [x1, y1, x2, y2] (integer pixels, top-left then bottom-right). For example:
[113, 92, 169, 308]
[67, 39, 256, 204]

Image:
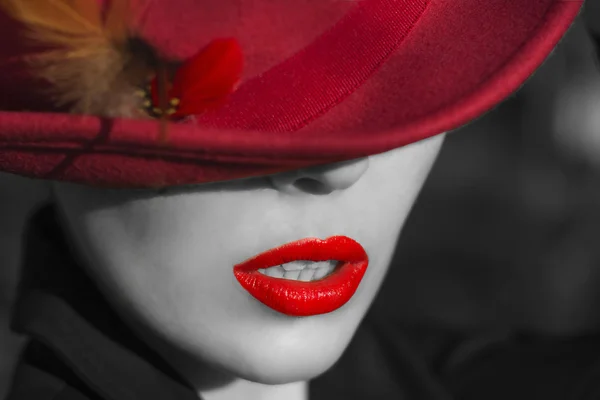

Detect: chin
[218, 336, 350, 385]
[174, 311, 361, 386]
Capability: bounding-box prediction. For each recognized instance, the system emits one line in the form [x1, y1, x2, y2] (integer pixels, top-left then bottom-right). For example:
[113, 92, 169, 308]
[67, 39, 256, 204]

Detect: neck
[117, 313, 309, 400]
[201, 380, 308, 400]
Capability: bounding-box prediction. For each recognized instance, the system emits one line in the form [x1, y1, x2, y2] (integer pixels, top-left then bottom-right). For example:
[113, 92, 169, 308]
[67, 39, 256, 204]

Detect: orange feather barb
[0, 0, 245, 142]
[0, 0, 150, 118]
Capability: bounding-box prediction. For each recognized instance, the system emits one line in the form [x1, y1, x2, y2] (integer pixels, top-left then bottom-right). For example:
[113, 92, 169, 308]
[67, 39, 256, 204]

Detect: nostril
[293, 178, 332, 195]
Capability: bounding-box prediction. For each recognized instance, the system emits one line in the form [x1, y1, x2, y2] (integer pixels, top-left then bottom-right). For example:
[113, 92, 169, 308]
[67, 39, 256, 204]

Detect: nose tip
[268, 157, 370, 195]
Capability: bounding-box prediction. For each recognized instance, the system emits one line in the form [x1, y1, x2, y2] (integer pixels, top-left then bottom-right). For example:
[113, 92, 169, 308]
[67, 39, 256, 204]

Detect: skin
[51, 134, 445, 399]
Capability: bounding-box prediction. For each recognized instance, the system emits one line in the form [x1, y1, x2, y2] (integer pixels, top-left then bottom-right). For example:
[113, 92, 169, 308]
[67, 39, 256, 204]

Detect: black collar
[11, 204, 200, 400]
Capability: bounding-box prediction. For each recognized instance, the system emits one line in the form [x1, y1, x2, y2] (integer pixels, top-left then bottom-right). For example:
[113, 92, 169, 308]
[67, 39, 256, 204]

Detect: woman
[0, 0, 582, 399]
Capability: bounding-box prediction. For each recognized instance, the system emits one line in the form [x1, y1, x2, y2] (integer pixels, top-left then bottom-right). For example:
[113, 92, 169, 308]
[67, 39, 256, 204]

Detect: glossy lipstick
[233, 236, 368, 317]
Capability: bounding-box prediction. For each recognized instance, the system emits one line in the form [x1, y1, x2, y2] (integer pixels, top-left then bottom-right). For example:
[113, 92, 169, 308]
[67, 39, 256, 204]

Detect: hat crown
[126, 0, 353, 74]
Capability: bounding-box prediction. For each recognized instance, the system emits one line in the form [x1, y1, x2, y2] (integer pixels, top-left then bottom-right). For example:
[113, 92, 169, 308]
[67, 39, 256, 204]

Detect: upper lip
[234, 235, 367, 272]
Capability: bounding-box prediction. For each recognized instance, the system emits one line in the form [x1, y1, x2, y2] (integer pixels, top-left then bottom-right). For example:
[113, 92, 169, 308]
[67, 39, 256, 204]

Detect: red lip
[233, 236, 368, 317]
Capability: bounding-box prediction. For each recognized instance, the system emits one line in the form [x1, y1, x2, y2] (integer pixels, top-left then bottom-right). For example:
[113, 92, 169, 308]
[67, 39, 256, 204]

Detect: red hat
[0, 0, 583, 188]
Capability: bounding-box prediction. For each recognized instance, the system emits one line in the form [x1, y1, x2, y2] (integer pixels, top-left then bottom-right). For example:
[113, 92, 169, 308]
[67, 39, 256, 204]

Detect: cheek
[53, 135, 444, 384]
[354, 134, 445, 282]
[361, 135, 444, 226]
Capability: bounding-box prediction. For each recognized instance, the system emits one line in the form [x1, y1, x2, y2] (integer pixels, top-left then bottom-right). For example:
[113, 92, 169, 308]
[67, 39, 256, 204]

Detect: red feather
[149, 38, 243, 120]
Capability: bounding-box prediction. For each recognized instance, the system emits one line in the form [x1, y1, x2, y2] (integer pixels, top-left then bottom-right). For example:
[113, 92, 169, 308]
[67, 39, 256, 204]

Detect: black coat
[5, 205, 600, 400]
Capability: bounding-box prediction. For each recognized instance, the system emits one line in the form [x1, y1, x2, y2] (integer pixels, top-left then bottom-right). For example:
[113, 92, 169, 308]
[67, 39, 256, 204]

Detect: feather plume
[1, 1, 245, 143]
[0, 0, 159, 119]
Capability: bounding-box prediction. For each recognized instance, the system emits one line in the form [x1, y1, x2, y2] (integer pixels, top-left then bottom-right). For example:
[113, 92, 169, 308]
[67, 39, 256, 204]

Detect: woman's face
[52, 134, 445, 388]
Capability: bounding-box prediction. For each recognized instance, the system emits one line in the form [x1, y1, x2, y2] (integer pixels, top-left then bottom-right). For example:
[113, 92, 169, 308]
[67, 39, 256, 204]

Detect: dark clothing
[592, 32, 600, 66]
[5, 204, 600, 400]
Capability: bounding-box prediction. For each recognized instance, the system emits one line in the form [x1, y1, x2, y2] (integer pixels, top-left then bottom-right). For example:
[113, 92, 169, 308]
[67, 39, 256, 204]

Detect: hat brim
[0, 0, 583, 188]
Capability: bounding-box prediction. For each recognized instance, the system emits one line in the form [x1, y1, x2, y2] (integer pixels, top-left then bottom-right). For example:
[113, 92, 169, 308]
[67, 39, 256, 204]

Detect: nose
[268, 157, 369, 195]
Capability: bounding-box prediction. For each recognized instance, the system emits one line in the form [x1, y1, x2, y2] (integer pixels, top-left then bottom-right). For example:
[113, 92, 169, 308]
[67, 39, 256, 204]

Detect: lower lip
[233, 236, 368, 317]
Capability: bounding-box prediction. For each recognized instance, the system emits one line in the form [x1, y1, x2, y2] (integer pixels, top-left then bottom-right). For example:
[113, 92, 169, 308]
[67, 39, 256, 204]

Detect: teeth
[281, 261, 309, 271]
[257, 260, 338, 282]
[283, 270, 302, 280]
[298, 268, 315, 282]
[312, 266, 332, 280]
[260, 265, 285, 278]
[283, 260, 335, 271]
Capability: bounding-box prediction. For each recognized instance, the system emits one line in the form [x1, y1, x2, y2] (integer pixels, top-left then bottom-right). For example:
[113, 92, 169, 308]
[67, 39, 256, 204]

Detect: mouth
[233, 236, 368, 317]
